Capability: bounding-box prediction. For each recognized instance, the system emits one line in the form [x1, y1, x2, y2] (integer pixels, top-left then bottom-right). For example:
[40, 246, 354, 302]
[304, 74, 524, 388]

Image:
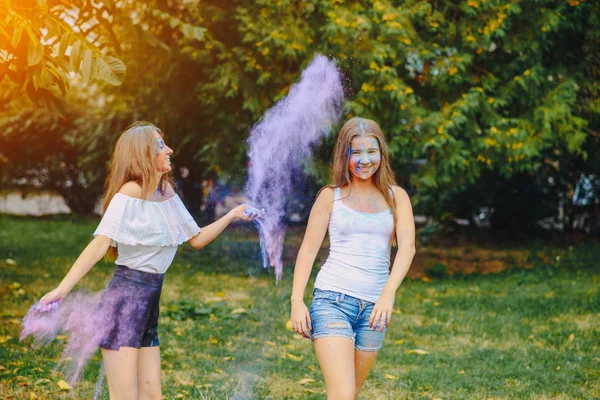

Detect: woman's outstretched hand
[290, 299, 312, 339]
[229, 204, 262, 221]
[38, 286, 68, 309]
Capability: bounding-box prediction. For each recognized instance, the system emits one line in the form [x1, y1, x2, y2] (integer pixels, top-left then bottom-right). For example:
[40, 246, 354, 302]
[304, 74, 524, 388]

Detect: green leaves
[58, 32, 70, 59]
[27, 39, 43, 66]
[95, 56, 126, 86]
[1, 1, 128, 108]
[193, 26, 206, 41]
[80, 49, 93, 84]
[11, 26, 23, 49]
[69, 40, 81, 73]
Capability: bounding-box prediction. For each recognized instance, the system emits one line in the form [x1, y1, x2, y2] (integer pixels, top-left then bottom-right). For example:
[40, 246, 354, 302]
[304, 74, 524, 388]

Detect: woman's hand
[38, 286, 69, 308]
[369, 292, 395, 332]
[290, 299, 312, 339]
[228, 204, 261, 221]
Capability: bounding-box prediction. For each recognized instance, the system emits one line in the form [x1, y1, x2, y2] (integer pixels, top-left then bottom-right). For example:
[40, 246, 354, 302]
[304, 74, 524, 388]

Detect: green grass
[1, 214, 599, 399]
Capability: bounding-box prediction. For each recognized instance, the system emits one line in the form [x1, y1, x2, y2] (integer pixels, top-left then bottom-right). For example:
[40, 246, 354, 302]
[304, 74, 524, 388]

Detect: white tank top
[314, 187, 395, 303]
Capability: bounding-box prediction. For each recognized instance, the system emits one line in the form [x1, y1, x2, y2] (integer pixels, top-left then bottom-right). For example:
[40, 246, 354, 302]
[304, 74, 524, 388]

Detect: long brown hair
[103, 121, 172, 259]
[325, 116, 398, 244]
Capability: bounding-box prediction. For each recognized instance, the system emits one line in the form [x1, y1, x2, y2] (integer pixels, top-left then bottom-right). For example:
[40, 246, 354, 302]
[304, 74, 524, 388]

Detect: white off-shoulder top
[93, 193, 201, 274]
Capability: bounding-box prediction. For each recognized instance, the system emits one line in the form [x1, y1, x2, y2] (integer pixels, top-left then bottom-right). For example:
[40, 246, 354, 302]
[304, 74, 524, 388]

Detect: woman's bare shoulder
[317, 186, 335, 200]
[393, 185, 410, 204]
[118, 181, 143, 199]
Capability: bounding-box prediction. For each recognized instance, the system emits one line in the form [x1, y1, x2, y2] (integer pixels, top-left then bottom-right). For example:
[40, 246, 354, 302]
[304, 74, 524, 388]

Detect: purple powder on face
[245, 54, 344, 281]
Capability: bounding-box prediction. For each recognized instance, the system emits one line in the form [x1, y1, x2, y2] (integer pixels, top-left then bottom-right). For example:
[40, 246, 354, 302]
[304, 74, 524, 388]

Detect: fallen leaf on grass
[209, 338, 218, 344]
[196, 384, 213, 389]
[304, 388, 324, 394]
[173, 327, 184, 336]
[568, 333, 575, 341]
[215, 291, 225, 297]
[297, 378, 315, 385]
[57, 380, 71, 390]
[385, 374, 398, 380]
[6, 259, 16, 265]
[230, 308, 247, 314]
[0, 336, 12, 344]
[34, 378, 51, 385]
[407, 349, 429, 355]
[394, 339, 404, 345]
[458, 370, 465, 374]
[29, 393, 39, 400]
[309, 365, 316, 371]
[421, 277, 432, 282]
[285, 320, 294, 331]
[287, 353, 304, 361]
[55, 335, 68, 340]
[214, 368, 223, 373]
[15, 376, 30, 387]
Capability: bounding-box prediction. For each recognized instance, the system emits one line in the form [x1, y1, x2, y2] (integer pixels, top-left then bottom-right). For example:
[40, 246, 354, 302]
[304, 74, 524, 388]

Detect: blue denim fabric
[309, 288, 386, 351]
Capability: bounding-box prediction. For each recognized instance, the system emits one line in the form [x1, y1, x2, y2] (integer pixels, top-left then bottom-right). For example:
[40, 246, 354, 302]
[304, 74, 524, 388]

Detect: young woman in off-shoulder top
[37, 122, 258, 399]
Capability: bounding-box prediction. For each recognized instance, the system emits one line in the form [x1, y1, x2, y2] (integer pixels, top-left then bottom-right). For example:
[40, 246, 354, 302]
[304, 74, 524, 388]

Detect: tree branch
[584, 127, 600, 138]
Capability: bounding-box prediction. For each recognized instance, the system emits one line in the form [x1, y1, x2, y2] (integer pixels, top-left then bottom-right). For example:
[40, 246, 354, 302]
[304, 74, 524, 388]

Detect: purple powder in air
[21, 283, 151, 388]
[245, 54, 344, 281]
[21, 291, 108, 385]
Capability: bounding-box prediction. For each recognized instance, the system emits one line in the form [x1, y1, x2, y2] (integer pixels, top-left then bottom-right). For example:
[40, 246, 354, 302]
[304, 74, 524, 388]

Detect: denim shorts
[309, 288, 387, 351]
[99, 266, 164, 350]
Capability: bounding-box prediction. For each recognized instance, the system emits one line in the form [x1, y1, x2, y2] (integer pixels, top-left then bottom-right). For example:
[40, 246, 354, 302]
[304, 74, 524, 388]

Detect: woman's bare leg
[354, 350, 378, 396]
[101, 347, 139, 400]
[137, 346, 162, 400]
[314, 337, 356, 400]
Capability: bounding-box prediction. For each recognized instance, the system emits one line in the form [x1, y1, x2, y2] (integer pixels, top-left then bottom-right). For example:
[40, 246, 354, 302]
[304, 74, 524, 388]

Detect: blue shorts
[309, 288, 387, 351]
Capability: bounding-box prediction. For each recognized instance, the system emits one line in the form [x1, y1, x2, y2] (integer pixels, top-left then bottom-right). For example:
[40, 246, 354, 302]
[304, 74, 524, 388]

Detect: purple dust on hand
[243, 206, 265, 219]
[34, 299, 62, 313]
[245, 54, 344, 281]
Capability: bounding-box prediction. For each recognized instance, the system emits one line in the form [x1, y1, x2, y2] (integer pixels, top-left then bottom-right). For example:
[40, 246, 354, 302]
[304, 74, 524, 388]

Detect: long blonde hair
[103, 121, 172, 259]
[325, 117, 398, 244]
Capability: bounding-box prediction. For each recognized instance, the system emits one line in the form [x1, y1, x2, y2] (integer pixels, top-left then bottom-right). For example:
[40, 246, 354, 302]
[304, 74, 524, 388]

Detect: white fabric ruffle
[94, 193, 201, 247]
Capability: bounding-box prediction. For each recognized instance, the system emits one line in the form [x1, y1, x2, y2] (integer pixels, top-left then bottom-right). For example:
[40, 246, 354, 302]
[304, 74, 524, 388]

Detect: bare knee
[106, 388, 137, 400]
[138, 380, 161, 400]
[328, 388, 356, 400]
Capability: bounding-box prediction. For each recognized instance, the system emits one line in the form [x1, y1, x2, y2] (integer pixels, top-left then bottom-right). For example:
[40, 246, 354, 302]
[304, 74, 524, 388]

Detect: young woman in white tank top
[290, 117, 416, 399]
